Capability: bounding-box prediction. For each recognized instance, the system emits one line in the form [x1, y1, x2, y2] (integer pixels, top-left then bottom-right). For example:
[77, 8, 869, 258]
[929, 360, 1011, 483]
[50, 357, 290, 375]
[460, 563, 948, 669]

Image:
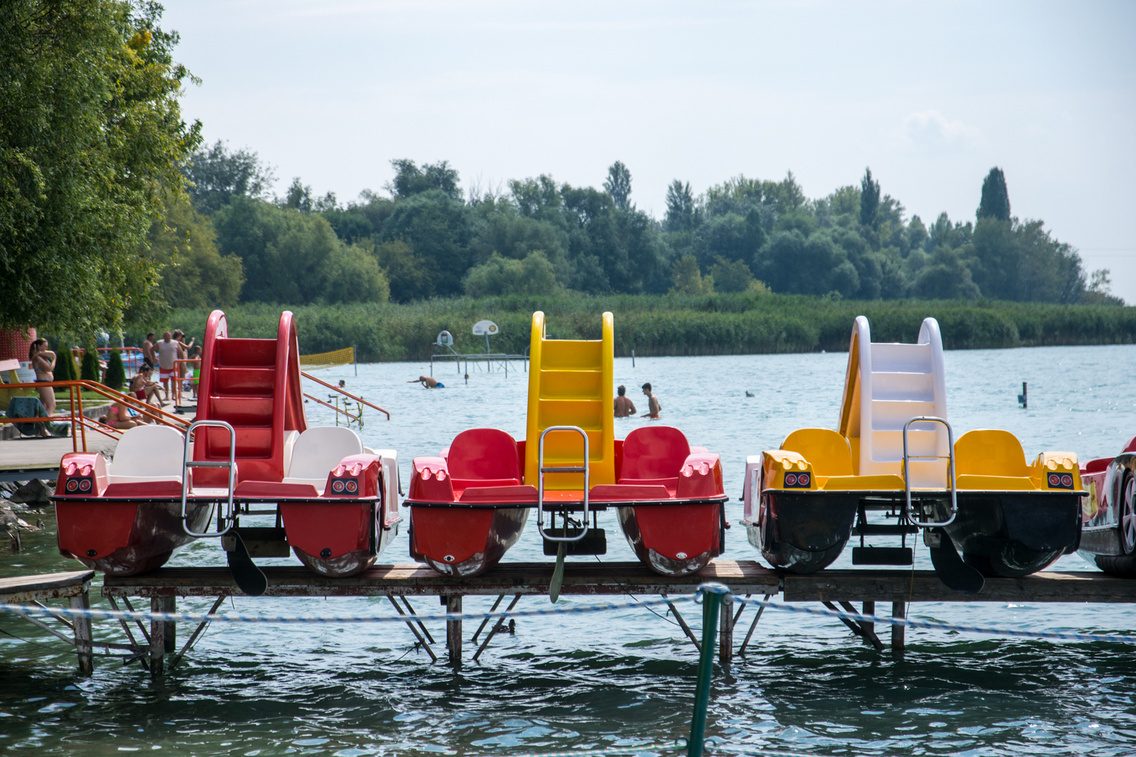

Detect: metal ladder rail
[181, 420, 238, 537]
[902, 416, 957, 528]
[536, 425, 591, 542]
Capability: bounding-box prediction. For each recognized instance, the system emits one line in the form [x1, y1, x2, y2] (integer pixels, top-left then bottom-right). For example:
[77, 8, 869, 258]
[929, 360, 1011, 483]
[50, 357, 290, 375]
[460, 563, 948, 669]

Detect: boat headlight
[329, 476, 361, 496]
[78, 478, 92, 492]
[1047, 472, 1074, 490]
[784, 472, 811, 488]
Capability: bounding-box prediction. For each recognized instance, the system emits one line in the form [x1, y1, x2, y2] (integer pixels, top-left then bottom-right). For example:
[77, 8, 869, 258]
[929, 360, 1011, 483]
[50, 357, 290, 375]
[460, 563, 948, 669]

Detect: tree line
[160, 150, 1122, 316]
[1, 2, 1124, 343]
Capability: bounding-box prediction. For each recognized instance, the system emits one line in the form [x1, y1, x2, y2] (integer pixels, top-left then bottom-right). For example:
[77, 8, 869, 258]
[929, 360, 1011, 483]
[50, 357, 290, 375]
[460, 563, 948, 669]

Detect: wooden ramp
[0, 433, 117, 483]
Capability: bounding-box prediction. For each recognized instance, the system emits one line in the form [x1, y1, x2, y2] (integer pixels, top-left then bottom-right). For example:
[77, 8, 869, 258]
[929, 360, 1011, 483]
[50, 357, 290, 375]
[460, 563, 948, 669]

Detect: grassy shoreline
[140, 295, 1135, 362]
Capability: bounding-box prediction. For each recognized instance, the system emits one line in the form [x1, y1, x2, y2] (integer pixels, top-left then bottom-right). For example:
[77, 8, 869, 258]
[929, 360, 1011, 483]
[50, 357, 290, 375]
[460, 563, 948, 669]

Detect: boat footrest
[852, 546, 913, 566]
[222, 527, 290, 558]
[542, 528, 607, 556]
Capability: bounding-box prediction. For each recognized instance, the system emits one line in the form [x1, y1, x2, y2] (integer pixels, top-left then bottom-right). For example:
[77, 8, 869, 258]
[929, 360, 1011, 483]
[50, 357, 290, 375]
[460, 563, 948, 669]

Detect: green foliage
[53, 347, 78, 383]
[860, 168, 881, 228]
[103, 349, 126, 391]
[390, 159, 461, 201]
[978, 167, 1011, 221]
[603, 161, 632, 210]
[671, 255, 712, 295]
[0, 0, 201, 334]
[182, 140, 275, 213]
[708, 257, 755, 293]
[464, 251, 560, 297]
[80, 348, 101, 382]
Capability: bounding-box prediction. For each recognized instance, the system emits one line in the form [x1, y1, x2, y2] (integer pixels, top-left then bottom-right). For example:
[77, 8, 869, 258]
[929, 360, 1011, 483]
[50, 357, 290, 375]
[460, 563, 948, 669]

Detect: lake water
[2, 343, 1136, 756]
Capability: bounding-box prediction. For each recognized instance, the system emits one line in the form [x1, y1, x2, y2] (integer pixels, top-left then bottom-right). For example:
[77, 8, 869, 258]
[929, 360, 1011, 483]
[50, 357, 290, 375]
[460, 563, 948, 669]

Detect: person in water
[409, 375, 444, 388]
[613, 385, 636, 417]
[641, 382, 661, 418]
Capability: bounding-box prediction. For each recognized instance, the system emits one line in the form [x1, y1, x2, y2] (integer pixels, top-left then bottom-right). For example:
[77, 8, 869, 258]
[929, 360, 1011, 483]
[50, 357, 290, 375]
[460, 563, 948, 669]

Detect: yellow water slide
[524, 311, 615, 491]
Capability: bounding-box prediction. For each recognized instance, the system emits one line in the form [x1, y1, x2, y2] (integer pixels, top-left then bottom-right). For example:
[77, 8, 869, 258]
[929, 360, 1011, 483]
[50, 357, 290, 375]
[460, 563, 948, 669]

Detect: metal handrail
[0, 379, 188, 452]
[181, 420, 237, 537]
[301, 371, 389, 419]
[536, 425, 591, 543]
[902, 416, 957, 528]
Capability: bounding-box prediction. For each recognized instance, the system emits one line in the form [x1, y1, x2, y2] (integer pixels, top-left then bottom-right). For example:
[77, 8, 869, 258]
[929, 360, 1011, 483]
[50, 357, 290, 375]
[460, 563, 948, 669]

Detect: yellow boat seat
[954, 429, 1035, 490]
[781, 428, 854, 478]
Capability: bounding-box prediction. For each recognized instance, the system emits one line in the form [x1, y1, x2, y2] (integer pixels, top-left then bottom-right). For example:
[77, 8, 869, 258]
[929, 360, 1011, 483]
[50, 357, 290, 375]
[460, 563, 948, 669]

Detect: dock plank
[0, 433, 116, 480]
[103, 560, 782, 599]
[0, 570, 95, 602]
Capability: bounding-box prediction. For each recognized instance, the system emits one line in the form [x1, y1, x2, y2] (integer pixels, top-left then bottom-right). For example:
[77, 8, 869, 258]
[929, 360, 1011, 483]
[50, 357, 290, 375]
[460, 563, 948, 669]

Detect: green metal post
[688, 582, 730, 757]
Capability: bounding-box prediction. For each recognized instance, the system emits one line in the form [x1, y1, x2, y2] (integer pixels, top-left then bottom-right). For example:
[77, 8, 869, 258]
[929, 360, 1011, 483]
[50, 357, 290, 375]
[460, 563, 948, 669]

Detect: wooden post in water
[445, 595, 462, 670]
[70, 592, 93, 676]
[891, 601, 906, 651]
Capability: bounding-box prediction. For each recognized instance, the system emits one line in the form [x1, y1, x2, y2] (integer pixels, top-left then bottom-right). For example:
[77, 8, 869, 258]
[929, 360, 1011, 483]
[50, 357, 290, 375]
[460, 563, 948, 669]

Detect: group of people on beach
[141, 330, 200, 401]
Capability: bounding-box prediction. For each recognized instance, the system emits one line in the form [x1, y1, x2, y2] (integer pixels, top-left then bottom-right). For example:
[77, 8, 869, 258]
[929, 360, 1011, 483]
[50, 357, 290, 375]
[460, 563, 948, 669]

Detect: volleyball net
[299, 346, 355, 371]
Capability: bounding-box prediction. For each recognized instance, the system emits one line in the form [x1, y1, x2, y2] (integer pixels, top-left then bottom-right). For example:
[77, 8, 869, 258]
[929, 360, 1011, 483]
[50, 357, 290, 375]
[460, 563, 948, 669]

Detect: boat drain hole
[87, 550, 97, 557]
[320, 548, 332, 559]
[443, 554, 455, 562]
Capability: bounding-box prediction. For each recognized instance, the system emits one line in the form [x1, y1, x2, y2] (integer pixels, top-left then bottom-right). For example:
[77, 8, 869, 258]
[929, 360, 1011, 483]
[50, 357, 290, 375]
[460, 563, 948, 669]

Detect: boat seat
[955, 429, 1030, 478]
[620, 426, 691, 484]
[283, 426, 364, 487]
[110, 425, 186, 483]
[447, 428, 521, 489]
[781, 428, 854, 478]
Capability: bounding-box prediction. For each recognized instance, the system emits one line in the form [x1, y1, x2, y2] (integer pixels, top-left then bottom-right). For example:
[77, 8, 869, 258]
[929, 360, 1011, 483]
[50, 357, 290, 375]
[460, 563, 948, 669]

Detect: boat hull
[616, 502, 724, 576]
[946, 492, 1083, 577]
[751, 489, 1082, 578]
[409, 506, 529, 577]
[55, 498, 214, 576]
[1077, 448, 1136, 577]
[281, 500, 399, 578]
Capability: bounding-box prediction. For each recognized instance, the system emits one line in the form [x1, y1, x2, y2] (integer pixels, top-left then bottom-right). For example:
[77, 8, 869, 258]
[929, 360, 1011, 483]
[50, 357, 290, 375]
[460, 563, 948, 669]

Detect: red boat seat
[781, 428, 854, 478]
[620, 426, 691, 483]
[1124, 436, 1136, 454]
[110, 425, 186, 483]
[447, 429, 521, 488]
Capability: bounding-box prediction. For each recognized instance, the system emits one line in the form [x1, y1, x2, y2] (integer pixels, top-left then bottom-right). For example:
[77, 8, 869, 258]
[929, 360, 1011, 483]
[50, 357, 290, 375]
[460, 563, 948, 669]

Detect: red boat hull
[56, 499, 214, 576]
[409, 506, 529, 577]
[616, 502, 724, 576]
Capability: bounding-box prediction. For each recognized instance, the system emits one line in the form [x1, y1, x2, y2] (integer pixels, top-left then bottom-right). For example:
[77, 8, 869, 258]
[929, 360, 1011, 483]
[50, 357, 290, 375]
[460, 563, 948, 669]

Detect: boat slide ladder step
[902, 416, 956, 528]
[182, 420, 238, 537]
[537, 425, 591, 543]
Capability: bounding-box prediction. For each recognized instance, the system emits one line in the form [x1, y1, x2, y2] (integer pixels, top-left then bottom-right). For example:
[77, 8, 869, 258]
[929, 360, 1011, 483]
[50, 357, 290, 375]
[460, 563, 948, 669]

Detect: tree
[708, 256, 755, 293]
[103, 349, 126, 391]
[389, 159, 461, 201]
[0, 0, 202, 334]
[183, 140, 275, 214]
[144, 191, 244, 311]
[603, 161, 632, 210]
[283, 178, 313, 213]
[670, 255, 712, 295]
[379, 189, 479, 297]
[977, 167, 1011, 222]
[463, 250, 559, 297]
[664, 180, 698, 232]
[859, 168, 880, 228]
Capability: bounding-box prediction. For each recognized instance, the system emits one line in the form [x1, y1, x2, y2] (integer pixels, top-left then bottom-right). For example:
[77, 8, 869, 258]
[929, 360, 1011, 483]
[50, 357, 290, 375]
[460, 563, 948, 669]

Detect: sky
[161, 0, 1136, 304]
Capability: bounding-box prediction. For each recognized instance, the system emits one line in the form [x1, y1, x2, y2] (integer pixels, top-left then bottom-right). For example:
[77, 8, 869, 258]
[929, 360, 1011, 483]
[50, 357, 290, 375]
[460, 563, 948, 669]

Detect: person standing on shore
[613, 385, 636, 417]
[156, 331, 179, 398]
[141, 332, 157, 368]
[28, 338, 57, 416]
[641, 383, 661, 418]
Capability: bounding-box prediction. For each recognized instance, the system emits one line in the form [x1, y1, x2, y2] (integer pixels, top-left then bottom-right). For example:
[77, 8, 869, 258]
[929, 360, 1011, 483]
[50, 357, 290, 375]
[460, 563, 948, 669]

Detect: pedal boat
[743, 427, 1084, 579]
[740, 315, 1082, 589]
[54, 310, 401, 580]
[405, 425, 727, 577]
[1077, 435, 1136, 577]
[408, 309, 726, 578]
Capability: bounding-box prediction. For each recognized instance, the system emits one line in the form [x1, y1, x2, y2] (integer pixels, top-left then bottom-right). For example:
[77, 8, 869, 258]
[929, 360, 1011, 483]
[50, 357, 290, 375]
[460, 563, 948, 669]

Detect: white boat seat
[110, 425, 186, 483]
[283, 426, 364, 488]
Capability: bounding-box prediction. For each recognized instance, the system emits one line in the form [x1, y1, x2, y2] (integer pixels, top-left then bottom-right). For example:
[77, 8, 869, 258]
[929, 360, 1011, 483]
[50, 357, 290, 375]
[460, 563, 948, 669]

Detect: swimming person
[614, 385, 636, 417]
[409, 375, 444, 388]
[641, 382, 661, 418]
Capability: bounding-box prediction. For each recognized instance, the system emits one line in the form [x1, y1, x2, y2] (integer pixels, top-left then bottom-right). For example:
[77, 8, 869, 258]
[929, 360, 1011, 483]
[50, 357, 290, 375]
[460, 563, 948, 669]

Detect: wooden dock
[101, 561, 1136, 675]
[0, 570, 96, 675]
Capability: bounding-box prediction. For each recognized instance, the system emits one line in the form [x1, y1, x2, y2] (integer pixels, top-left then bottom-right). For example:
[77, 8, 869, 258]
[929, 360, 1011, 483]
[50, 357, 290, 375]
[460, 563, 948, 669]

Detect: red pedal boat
[54, 310, 400, 587]
[405, 311, 727, 578]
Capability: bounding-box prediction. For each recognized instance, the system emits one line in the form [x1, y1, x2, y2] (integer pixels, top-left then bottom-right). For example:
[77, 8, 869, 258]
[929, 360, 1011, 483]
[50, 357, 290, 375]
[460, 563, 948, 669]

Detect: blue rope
[0, 594, 684, 626]
[3, 584, 1133, 646]
[732, 594, 1136, 645]
[510, 740, 686, 757]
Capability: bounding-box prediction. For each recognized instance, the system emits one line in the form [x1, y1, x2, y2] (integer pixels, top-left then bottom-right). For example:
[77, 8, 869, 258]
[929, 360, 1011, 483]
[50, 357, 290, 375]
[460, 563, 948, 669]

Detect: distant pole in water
[631, 350, 635, 368]
[1018, 381, 1028, 409]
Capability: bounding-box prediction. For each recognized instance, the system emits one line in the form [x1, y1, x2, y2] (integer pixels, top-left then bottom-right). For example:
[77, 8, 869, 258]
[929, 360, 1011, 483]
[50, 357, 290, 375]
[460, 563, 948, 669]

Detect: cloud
[899, 110, 981, 153]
